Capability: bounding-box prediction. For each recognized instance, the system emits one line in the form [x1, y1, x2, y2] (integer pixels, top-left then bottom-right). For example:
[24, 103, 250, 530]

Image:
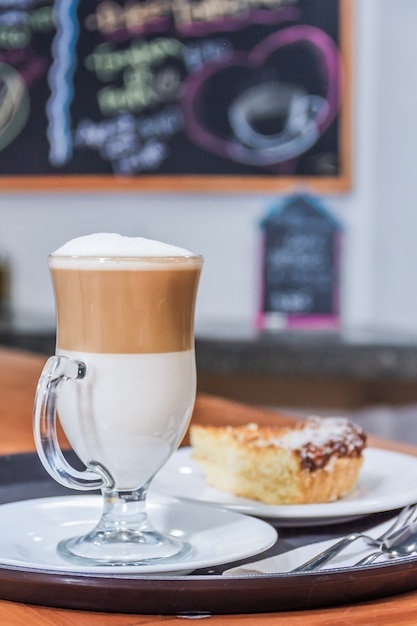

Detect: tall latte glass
[33, 233, 203, 566]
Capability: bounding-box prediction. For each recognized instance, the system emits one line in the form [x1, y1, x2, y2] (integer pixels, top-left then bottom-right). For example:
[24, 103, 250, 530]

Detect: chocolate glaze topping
[229, 417, 367, 472]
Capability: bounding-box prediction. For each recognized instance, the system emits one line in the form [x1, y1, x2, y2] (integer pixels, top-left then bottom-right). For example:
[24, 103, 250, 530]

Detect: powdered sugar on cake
[227, 417, 366, 471]
[191, 418, 367, 504]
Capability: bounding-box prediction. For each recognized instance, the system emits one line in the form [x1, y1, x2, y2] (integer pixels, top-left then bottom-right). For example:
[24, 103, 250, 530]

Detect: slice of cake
[189, 417, 367, 505]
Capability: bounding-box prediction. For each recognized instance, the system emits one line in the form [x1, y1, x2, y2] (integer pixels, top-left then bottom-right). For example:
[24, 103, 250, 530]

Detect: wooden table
[1, 347, 417, 625]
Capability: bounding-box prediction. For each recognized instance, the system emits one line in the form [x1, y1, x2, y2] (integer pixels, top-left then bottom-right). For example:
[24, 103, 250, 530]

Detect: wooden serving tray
[0, 452, 416, 615]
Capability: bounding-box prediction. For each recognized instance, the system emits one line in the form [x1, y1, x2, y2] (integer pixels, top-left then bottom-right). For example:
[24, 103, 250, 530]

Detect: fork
[353, 520, 417, 567]
[292, 503, 417, 573]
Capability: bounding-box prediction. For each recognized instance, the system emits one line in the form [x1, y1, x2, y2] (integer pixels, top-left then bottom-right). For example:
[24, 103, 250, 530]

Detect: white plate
[0, 495, 277, 575]
[151, 447, 417, 524]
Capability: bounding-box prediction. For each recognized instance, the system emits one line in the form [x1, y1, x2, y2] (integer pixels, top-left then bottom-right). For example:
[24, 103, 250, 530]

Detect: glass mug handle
[33, 355, 114, 490]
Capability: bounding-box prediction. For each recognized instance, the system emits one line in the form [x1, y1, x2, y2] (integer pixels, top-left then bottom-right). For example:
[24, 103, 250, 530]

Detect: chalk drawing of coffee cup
[0, 63, 30, 152]
[227, 81, 328, 164]
[181, 26, 341, 168]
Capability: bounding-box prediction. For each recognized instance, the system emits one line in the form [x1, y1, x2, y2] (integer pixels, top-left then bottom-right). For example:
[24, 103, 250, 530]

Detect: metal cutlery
[292, 503, 417, 573]
[353, 521, 417, 567]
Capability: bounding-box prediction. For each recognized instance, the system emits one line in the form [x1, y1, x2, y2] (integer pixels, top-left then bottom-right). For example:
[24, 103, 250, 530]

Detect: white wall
[0, 0, 414, 335]
[0, 192, 265, 329]
[371, 0, 417, 333]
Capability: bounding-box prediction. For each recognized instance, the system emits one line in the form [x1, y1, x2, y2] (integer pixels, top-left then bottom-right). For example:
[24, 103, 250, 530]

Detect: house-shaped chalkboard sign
[257, 194, 342, 330]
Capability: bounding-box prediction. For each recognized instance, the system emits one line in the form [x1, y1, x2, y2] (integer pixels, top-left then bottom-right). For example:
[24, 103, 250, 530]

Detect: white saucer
[0, 495, 277, 575]
[151, 447, 417, 525]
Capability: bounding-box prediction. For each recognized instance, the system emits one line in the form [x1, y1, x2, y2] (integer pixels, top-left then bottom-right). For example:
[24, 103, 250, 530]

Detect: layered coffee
[49, 234, 203, 490]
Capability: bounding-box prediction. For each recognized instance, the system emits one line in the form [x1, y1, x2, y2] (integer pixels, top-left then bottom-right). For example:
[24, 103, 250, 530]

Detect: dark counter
[0, 328, 56, 357]
[194, 326, 417, 408]
[3, 325, 417, 381]
[195, 326, 417, 381]
[3, 324, 417, 408]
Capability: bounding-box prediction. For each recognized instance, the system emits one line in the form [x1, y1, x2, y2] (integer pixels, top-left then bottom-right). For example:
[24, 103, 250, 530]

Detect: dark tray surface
[0, 452, 416, 615]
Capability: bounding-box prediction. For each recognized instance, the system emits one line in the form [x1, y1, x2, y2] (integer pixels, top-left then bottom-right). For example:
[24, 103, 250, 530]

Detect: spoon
[292, 504, 417, 573]
[355, 521, 417, 566]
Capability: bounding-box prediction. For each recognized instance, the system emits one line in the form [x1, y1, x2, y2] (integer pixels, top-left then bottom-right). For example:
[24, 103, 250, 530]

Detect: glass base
[58, 529, 191, 567]
[57, 487, 192, 567]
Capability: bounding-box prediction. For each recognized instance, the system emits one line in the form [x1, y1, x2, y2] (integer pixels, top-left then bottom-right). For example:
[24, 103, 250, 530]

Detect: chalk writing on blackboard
[0, 0, 350, 190]
[257, 194, 342, 330]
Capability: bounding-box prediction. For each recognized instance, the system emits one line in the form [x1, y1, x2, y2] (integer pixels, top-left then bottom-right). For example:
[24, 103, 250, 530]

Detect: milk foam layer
[51, 233, 194, 261]
[57, 349, 196, 490]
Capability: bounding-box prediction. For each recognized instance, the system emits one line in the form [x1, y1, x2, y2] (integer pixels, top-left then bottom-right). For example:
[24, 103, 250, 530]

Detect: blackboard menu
[0, 0, 351, 191]
[257, 194, 341, 330]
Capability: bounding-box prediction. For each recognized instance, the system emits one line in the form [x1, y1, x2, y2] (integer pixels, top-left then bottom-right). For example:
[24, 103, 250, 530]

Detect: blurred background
[0, 0, 416, 441]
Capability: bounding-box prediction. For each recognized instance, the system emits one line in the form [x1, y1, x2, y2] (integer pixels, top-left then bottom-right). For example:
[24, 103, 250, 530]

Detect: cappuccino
[49, 234, 203, 489]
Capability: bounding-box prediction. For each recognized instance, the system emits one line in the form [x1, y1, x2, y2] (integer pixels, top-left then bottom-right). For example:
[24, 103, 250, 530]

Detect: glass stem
[58, 482, 192, 565]
[98, 483, 153, 537]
